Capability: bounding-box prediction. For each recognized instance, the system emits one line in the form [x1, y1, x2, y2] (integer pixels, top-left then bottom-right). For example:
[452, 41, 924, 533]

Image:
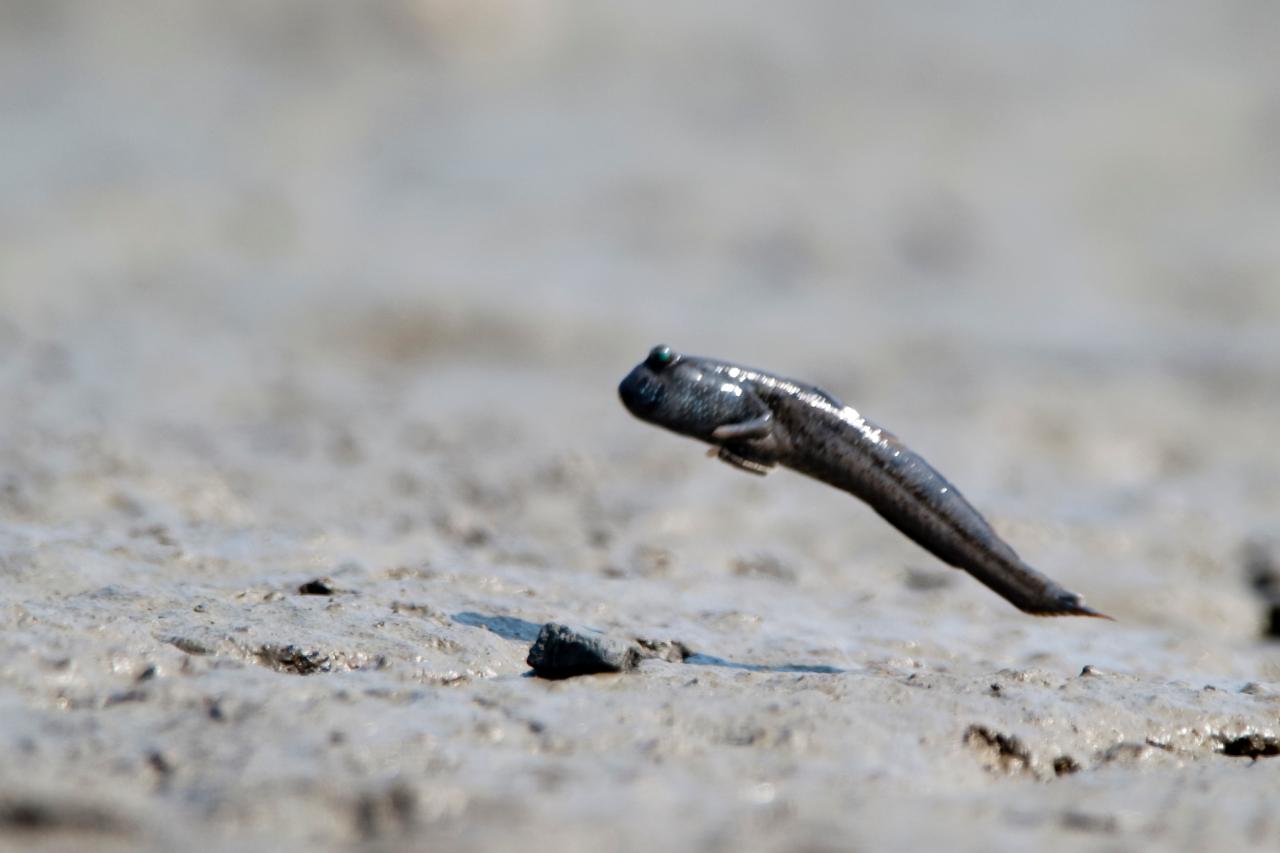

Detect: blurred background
[2, 2, 1280, 848]
[4, 0, 1277, 357]
[2, 0, 1279, 624]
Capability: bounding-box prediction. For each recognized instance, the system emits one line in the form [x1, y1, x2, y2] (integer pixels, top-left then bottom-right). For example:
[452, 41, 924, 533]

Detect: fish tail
[1018, 588, 1113, 620]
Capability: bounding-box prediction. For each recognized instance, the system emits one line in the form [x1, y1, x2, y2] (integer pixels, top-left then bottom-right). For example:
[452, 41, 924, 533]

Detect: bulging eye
[646, 345, 675, 370]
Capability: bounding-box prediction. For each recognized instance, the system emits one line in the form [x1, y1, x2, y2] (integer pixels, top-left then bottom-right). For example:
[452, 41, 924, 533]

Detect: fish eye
[646, 345, 675, 370]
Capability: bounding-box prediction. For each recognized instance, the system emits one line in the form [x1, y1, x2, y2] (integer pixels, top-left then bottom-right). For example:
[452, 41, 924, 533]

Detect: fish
[619, 345, 1109, 618]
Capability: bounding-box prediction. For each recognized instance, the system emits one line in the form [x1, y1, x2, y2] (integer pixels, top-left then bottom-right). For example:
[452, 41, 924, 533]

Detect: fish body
[619, 345, 1106, 618]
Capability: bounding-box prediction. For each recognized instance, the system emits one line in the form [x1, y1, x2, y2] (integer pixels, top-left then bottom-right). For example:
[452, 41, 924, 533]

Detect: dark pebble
[1220, 733, 1280, 758]
[526, 623, 642, 679]
[1244, 541, 1280, 640]
[298, 578, 335, 596]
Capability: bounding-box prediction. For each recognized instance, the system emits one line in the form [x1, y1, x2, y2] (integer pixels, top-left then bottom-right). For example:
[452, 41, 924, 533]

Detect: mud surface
[2, 2, 1279, 851]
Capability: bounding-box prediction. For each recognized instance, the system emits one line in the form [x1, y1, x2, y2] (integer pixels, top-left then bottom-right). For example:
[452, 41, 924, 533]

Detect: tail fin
[958, 551, 1112, 620]
[1021, 590, 1114, 620]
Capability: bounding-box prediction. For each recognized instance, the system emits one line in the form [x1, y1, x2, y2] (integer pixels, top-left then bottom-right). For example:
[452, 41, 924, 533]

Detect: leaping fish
[618, 345, 1109, 618]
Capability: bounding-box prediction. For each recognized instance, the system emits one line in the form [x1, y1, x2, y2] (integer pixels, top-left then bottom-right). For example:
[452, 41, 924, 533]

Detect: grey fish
[618, 345, 1108, 618]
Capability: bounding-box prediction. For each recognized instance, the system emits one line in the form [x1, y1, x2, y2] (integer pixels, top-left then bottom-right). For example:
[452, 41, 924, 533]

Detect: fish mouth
[618, 367, 666, 416]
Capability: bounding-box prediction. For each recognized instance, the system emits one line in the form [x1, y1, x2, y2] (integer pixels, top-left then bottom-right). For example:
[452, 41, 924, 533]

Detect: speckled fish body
[619, 345, 1106, 618]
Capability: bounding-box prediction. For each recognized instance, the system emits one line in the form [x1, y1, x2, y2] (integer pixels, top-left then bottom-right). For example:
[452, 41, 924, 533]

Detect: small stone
[1053, 755, 1080, 776]
[1266, 603, 1280, 640]
[1219, 733, 1280, 758]
[147, 750, 174, 776]
[298, 578, 336, 596]
[257, 644, 331, 675]
[526, 623, 642, 679]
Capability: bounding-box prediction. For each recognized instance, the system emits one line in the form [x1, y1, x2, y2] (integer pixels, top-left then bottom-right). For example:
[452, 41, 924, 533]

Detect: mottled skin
[619, 345, 1107, 618]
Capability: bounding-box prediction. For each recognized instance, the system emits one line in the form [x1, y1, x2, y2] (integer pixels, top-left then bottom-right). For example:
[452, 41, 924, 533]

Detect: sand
[2, 2, 1279, 850]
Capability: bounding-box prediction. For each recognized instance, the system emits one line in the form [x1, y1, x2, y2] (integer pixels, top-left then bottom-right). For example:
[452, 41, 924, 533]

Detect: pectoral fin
[711, 412, 773, 442]
[707, 446, 774, 476]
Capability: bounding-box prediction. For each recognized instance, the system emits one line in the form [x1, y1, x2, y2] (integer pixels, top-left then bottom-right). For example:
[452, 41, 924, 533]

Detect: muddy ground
[2, 2, 1279, 851]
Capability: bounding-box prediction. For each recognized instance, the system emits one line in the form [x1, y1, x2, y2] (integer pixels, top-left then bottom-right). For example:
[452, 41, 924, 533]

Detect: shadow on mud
[684, 653, 845, 674]
[451, 612, 543, 643]
[453, 611, 844, 674]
